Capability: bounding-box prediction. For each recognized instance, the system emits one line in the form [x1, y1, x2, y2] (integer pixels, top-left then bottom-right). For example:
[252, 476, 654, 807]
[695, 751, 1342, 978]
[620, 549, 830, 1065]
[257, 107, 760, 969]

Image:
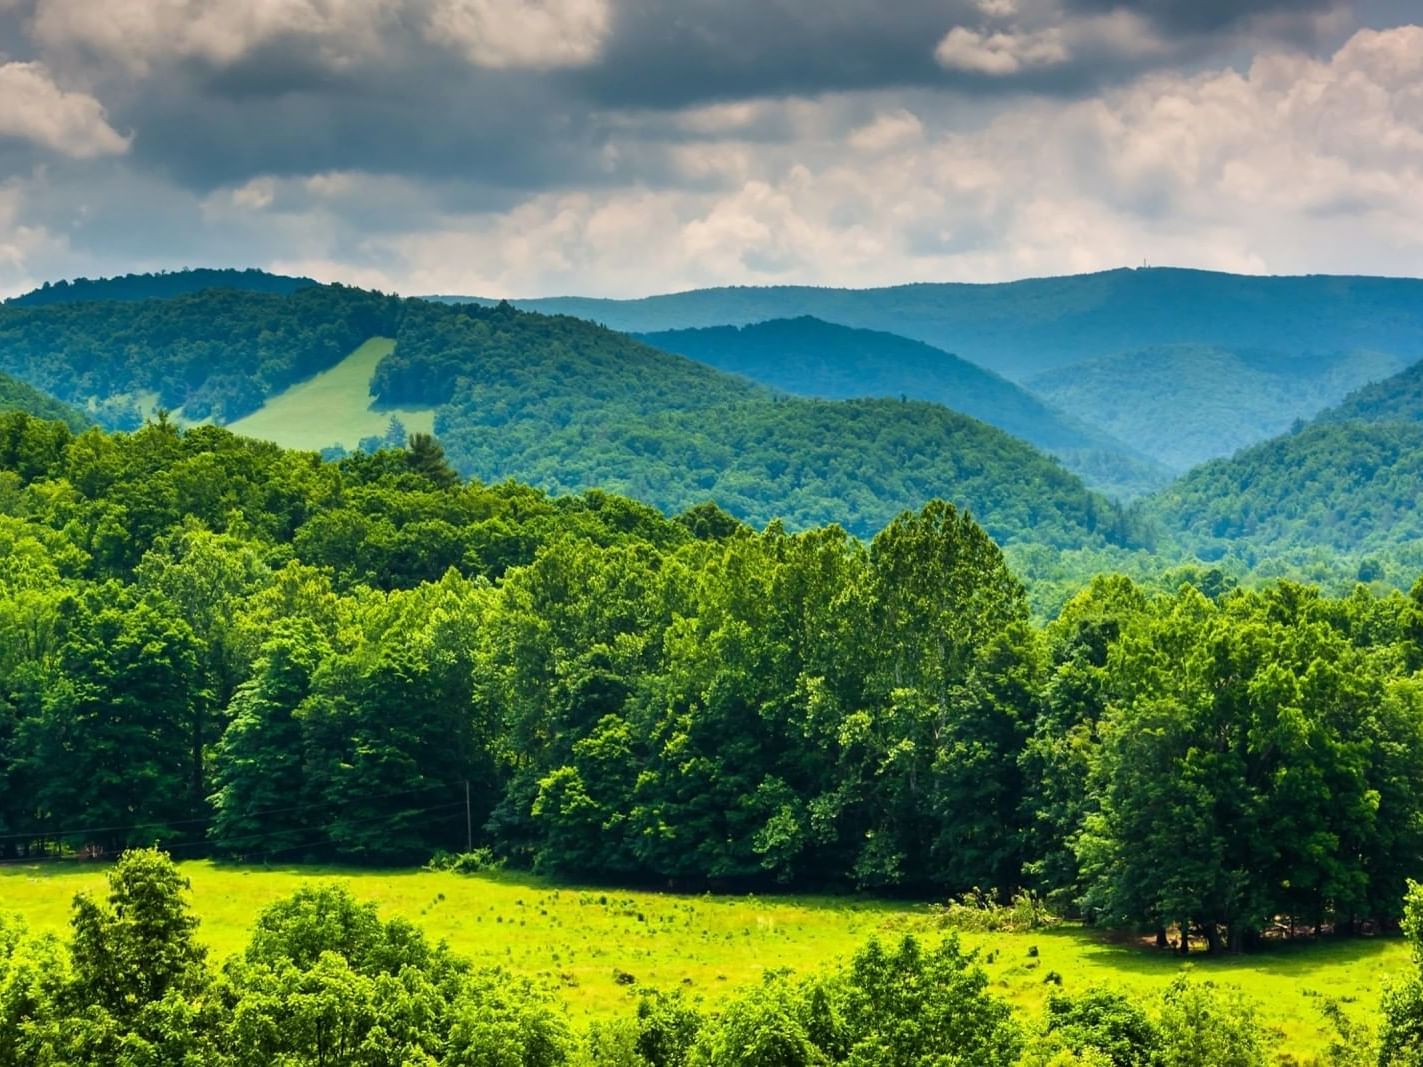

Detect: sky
[0, 0, 1420, 299]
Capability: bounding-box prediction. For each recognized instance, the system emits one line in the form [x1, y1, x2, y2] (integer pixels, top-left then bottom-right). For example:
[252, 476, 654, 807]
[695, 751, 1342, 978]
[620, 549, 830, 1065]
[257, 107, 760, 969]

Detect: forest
[0, 411, 1420, 941]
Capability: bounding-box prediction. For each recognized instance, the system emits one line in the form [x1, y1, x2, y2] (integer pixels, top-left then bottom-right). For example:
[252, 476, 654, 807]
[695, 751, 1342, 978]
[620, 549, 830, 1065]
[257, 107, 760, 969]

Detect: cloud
[848, 109, 925, 153]
[935, 26, 1069, 75]
[0, 3, 1420, 300]
[425, 0, 612, 69]
[28, 0, 401, 74]
[0, 61, 128, 157]
[1062, 0, 1344, 35]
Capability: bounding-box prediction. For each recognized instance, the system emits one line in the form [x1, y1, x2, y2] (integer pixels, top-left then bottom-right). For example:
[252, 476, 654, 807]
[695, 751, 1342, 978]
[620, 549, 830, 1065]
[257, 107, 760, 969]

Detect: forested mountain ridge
[436, 267, 1423, 381]
[1145, 420, 1423, 566]
[1315, 354, 1423, 426]
[1029, 344, 1410, 471]
[639, 316, 1110, 453]
[0, 371, 91, 431]
[0, 283, 401, 425]
[5, 267, 317, 306]
[638, 316, 1168, 498]
[0, 283, 1133, 547]
[377, 300, 1134, 545]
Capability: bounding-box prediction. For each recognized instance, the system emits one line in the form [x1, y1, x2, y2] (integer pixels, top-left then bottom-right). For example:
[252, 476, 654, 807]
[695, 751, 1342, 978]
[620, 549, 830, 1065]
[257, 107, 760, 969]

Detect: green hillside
[0, 283, 401, 425]
[380, 301, 1132, 545]
[1146, 420, 1423, 560]
[639, 316, 1167, 498]
[1316, 355, 1423, 426]
[1029, 345, 1408, 471]
[437, 267, 1423, 381]
[6, 267, 316, 306]
[0, 281, 1129, 546]
[0, 370, 92, 431]
[228, 337, 435, 452]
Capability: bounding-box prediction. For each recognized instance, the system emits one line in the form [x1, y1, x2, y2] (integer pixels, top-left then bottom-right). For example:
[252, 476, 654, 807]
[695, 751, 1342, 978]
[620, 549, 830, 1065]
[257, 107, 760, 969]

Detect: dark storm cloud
[71, 0, 1259, 197]
[118, 62, 607, 195]
[572, 0, 969, 107]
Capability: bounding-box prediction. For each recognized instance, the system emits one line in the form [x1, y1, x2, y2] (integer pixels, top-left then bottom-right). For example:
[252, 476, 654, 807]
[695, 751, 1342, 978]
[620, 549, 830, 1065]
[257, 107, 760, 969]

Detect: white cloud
[0, 61, 128, 158]
[848, 109, 924, 154]
[30, 0, 402, 73]
[976, 0, 1017, 17]
[424, 0, 611, 69]
[230, 177, 276, 211]
[935, 26, 1068, 75]
[314, 23, 1423, 296]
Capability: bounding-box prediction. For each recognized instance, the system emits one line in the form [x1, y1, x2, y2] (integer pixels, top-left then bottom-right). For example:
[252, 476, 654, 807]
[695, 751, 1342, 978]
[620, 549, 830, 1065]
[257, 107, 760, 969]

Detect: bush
[933, 889, 1059, 933]
[427, 847, 507, 874]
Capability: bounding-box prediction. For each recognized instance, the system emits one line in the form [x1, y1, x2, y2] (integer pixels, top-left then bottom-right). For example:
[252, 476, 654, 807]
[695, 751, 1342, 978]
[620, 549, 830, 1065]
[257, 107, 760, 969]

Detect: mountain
[636, 316, 1168, 498]
[1315, 356, 1423, 426]
[1146, 420, 1423, 562]
[0, 284, 402, 426]
[1029, 345, 1409, 471]
[0, 371, 91, 431]
[433, 267, 1423, 381]
[5, 268, 317, 306]
[0, 282, 1130, 548]
[378, 300, 1132, 546]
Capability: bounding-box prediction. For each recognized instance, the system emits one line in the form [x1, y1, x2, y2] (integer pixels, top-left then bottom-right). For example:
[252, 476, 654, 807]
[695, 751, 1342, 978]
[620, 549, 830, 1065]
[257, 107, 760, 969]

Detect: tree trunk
[1155, 926, 1168, 949]
[1204, 923, 1222, 955]
[1228, 924, 1244, 954]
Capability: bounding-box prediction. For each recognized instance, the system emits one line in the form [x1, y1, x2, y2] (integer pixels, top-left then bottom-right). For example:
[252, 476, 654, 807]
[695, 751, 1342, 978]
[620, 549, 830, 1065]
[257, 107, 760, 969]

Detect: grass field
[0, 861, 1405, 1058]
[226, 337, 436, 452]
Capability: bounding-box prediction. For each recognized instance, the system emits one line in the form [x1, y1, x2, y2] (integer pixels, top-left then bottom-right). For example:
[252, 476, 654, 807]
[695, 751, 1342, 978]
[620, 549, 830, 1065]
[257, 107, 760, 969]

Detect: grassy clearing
[226, 337, 435, 452]
[0, 861, 1403, 1058]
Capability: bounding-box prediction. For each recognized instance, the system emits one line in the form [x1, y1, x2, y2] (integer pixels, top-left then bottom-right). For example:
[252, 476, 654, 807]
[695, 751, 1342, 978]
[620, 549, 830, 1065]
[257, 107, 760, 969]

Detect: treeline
[0, 847, 1309, 1066]
[5, 267, 315, 306]
[2, 413, 1423, 950]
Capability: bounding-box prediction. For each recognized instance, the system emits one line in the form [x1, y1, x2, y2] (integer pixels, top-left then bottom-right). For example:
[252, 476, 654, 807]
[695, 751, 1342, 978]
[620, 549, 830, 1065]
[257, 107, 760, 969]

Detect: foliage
[0, 372, 91, 432]
[0, 284, 401, 423]
[0, 412, 1421, 937]
[5, 268, 315, 306]
[638, 316, 1160, 497]
[933, 890, 1059, 933]
[1145, 421, 1423, 561]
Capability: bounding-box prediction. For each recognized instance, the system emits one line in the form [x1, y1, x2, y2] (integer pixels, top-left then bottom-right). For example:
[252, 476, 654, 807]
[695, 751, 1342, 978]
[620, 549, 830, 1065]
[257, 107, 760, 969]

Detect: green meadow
[0, 861, 1404, 1059]
[226, 337, 436, 452]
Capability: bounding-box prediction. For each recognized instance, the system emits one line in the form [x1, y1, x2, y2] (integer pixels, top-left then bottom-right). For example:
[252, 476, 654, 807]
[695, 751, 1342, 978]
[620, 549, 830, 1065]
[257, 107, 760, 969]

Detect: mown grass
[226, 337, 435, 452]
[0, 861, 1405, 1059]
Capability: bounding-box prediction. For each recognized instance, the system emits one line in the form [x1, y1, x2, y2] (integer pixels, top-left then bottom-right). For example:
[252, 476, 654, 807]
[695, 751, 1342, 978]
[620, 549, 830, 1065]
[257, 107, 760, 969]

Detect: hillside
[381, 301, 1130, 545]
[6, 268, 316, 306]
[1315, 356, 1423, 426]
[638, 316, 1167, 498]
[0, 371, 91, 431]
[0, 284, 402, 425]
[0, 282, 1128, 546]
[227, 337, 435, 452]
[1029, 345, 1408, 471]
[436, 267, 1423, 381]
[1146, 420, 1423, 560]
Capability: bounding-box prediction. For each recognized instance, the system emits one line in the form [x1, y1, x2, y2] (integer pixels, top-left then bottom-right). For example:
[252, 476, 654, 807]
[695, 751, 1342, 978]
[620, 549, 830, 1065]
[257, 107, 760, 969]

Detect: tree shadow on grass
[1034, 923, 1403, 980]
